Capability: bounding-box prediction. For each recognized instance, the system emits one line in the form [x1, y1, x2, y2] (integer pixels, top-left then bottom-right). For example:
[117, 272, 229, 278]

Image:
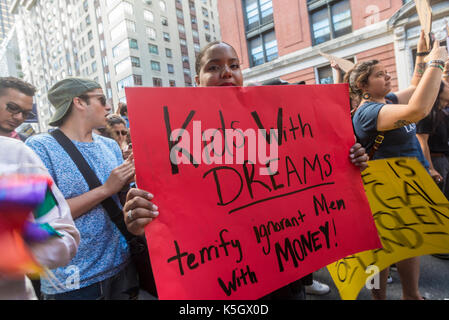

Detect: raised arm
[376, 42, 448, 132]
[394, 30, 430, 104]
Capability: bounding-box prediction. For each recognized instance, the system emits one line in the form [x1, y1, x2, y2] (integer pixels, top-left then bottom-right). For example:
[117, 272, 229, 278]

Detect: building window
[131, 56, 141, 67]
[159, 0, 167, 12]
[153, 77, 163, 87]
[169, 80, 176, 87]
[149, 44, 159, 54]
[115, 57, 131, 75]
[243, 0, 273, 31]
[117, 75, 134, 91]
[147, 27, 157, 40]
[90, 46, 95, 58]
[163, 32, 170, 42]
[129, 38, 138, 49]
[167, 63, 174, 73]
[309, 0, 352, 45]
[161, 16, 169, 26]
[112, 39, 129, 57]
[248, 30, 278, 67]
[144, 10, 154, 22]
[91, 61, 97, 73]
[166, 48, 173, 57]
[134, 74, 143, 85]
[317, 65, 333, 84]
[151, 60, 161, 71]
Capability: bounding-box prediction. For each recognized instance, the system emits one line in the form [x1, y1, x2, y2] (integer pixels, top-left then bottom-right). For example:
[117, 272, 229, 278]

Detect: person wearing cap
[26, 78, 139, 300]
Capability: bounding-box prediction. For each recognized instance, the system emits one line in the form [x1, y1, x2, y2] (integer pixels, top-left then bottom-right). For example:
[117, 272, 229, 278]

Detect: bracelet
[427, 60, 445, 67]
[416, 51, 429, 56]
[428, 64, 444, 72]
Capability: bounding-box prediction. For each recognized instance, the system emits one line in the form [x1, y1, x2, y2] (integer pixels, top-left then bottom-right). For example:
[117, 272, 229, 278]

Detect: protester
[116, 102, 130, 128]
[416, 79, 449, 261]
[0, 77, 36, 140]
[105, 114, 130, 158]
[349, 32, 448, 299]
[26, 78, 138, 300]
[0, 136, 80, 300]
[122, 41, 370, 300]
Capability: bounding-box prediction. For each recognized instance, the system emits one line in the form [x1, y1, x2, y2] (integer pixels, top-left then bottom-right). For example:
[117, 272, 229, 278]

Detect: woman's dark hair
[344, 60, 380, 114]
[195, 41, 236, 75]
[427, 81, 446, 134]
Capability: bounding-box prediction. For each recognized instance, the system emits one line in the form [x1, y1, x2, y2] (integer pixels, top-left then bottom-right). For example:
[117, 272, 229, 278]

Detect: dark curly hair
[344, 60, 380, 113]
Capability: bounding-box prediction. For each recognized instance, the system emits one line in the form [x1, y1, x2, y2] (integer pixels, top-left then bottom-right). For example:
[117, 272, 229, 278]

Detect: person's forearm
[67, 185, 112, 219]
[417, 137, 435, 171]
[411, 55, 426, 87]
[407, 66, 443, 122]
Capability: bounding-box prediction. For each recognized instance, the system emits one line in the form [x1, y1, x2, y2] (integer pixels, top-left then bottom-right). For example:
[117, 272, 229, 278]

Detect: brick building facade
[218, 0, 449, 90]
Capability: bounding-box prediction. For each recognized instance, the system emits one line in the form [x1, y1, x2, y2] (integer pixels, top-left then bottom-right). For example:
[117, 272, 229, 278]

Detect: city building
[218, 0, 449, 90]
[11, 0, 221, 132]
[0, 26, 23, 78]
[0, 0, 13, 43]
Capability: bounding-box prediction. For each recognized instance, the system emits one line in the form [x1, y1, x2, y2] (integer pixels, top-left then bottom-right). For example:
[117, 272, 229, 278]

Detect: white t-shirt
[0, 136, 80, 300]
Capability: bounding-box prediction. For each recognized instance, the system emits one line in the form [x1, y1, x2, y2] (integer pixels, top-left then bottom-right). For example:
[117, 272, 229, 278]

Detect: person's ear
[73, 97, 87, 110]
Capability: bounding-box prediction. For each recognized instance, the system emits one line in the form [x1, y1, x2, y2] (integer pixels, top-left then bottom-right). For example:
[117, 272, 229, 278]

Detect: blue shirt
[26, 133, 130, 294]
[352, 93, 429, 169]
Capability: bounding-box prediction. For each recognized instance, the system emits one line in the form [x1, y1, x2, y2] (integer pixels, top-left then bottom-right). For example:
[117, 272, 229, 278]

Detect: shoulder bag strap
[368, 132, 385, 160]
[50, 129, 134, 242]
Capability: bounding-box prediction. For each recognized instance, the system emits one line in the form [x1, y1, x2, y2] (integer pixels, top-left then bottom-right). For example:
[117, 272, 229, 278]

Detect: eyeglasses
[81, 94, 107, 106]
[115, 130, 128, 136]
[5, 103, 36, 120]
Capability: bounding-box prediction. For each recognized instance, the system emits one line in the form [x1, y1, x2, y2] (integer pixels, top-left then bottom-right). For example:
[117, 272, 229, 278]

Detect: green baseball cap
[48, 78, 101, 127]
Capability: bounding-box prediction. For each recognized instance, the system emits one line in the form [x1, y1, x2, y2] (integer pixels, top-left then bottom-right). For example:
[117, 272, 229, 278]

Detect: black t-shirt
[416, 108, 449, 156]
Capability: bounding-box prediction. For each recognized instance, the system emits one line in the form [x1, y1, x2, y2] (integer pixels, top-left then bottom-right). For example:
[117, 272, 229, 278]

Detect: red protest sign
[126, 85, 381, 300]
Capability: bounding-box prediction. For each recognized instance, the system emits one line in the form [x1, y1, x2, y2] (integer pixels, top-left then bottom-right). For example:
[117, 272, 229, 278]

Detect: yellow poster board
[327, 158, 449, 300]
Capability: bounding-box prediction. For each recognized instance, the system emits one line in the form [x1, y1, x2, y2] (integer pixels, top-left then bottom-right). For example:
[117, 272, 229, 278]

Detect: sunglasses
[6, 103, 36, 120]
[82, 94, 107, 106]
[115, 130, 128, 136]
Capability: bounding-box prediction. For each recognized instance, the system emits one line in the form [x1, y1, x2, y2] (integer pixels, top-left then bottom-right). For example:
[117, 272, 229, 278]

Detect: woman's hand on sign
[430, 168, 444, 184]
[349, 143, 369, 172]
[123, 188, 159, 236]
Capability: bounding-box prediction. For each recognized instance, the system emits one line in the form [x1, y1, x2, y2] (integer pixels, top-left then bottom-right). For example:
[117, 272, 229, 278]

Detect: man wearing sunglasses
[26, 78, 138, 300]
[0, 77, 36, 139]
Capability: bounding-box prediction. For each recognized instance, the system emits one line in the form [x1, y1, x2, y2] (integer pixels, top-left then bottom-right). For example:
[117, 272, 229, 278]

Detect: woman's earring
[362, 92, 371, 100]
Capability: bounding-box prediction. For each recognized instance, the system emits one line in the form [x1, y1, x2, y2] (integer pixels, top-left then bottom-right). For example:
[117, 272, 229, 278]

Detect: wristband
[416, 51, 429, 56]
[428, 64, 444, 72]
[427, 60, 445, 67]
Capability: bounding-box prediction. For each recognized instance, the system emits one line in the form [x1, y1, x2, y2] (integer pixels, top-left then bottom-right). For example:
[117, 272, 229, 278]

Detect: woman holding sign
[122, 41, 371, 300]
[349, 31, 448, 300]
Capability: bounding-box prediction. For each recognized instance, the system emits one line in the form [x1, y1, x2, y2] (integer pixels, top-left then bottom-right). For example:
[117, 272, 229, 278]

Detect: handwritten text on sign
[126, 85, 381, 299]
[327, 158, 449, 300]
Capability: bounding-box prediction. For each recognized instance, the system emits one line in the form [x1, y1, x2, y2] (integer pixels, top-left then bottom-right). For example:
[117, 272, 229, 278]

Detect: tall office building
[0, 0, 13, 43]
[11, 0, 221, 132]
[0, 26, 23, 78]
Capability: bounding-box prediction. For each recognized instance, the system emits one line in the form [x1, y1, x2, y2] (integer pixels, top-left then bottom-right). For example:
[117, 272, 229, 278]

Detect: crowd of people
[0, 29, 448, 300]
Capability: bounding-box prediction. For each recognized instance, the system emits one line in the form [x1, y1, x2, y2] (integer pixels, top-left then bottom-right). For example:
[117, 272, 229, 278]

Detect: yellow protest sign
[327, 158, 449, 300]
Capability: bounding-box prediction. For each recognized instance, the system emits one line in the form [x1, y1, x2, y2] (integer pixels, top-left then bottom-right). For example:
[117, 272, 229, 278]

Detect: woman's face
[363, 64, 391, 98]
[111, 123, 127, 146]
[195, 43, 243, 87]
